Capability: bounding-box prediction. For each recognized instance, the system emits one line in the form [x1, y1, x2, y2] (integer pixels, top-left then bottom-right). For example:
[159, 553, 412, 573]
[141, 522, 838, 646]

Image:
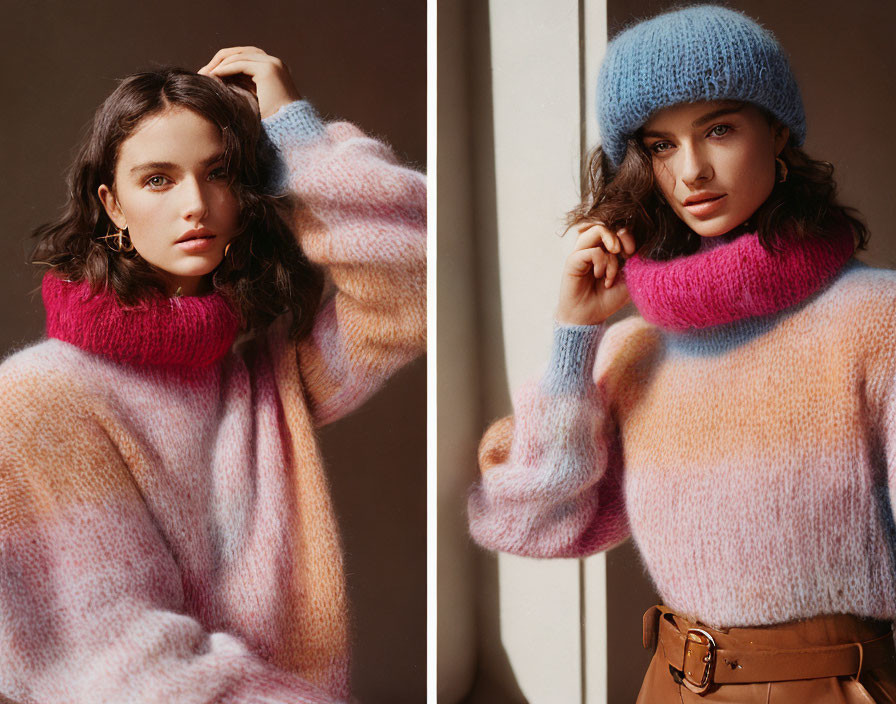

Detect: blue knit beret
[596, 4, 806, 168]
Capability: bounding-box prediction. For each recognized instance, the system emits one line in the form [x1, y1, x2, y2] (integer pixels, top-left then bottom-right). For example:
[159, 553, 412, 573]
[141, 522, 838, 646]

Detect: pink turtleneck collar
[622, 224, 856, 332]
[42, 273, 240, 367]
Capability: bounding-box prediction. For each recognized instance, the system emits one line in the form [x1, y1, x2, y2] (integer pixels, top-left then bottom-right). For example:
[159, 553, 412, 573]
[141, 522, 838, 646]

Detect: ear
[97, 184, 126, 229]
[774, 124, 790, 156]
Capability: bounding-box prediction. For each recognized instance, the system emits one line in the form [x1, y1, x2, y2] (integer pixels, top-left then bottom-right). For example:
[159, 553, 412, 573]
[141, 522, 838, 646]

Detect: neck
[162, 273, 211, 298]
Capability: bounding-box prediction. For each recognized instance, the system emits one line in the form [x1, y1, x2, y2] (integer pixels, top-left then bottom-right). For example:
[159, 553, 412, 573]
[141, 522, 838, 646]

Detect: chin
[169, 260, 221, 279]
[688, 217, 744, 238]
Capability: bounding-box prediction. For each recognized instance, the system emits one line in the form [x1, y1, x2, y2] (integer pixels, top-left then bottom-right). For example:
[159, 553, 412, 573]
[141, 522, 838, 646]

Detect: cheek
[652, 161, 676, 201]
[121, 193, 166, 233]
[732, 151, 776, 208]
[214, 189, 241, 227]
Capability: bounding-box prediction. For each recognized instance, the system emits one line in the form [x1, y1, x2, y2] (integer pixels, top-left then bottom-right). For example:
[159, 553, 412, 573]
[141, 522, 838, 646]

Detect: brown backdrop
[0, 2, 426, 702]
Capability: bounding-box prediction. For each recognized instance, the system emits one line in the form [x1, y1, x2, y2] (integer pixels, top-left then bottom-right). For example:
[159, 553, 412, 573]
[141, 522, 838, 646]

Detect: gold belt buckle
[681, 628, 717, 694]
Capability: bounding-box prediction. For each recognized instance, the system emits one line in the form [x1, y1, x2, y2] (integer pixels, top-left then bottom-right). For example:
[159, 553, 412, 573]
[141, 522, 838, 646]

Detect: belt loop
[853, 642, 865, 682]
[643, 605, 661, 650]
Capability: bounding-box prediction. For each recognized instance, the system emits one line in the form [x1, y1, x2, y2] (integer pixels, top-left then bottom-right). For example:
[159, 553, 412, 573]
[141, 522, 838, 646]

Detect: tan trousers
[637, 607, 896, 703]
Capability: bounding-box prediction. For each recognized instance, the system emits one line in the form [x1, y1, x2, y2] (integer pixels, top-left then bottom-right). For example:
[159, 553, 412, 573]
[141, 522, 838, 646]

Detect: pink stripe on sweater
[624, 225, 855, 331]
[42, 274, 240, 368]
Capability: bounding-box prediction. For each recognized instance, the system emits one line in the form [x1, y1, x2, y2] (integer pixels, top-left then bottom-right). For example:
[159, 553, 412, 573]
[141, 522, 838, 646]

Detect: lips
[176, 229, 216, 244]
[683, 193, 726, 206]
[683, 193, 727, 218]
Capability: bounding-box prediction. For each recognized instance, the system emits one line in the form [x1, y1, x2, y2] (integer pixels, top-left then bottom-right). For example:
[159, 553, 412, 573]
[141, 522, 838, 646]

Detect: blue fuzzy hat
[596, 4, 806, 168]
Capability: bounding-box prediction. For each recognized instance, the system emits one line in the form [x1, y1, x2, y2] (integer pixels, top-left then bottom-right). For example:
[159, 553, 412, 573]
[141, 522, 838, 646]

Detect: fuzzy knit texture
[596, 4, 806, 167]
[468, 227, 896, 629]
[42, 274, 242, 367]
[0, 99, 426, 704]
[624, 225, 855, 331]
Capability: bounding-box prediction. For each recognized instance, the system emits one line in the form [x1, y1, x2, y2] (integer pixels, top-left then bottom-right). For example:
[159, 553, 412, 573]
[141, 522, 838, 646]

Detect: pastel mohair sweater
[468, 226, 896, 629]
[0, 101, 425, 703]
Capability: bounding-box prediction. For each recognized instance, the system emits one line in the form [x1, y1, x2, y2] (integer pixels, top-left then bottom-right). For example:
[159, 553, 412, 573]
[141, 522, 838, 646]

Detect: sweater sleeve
[468, 323, 630, 558]
[0, 372, 343, 704]
[260, 100, 426, 427]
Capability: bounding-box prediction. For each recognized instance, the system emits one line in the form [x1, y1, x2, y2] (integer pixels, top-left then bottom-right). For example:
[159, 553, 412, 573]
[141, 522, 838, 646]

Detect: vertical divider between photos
[581, 5, 610, 704]
[488, 1, 608, 702]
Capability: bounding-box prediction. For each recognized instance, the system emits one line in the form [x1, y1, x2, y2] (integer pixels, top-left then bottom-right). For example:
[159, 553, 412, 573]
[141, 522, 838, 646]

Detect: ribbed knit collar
[623, 224, 856, 332]
[42, 273, 240, 368]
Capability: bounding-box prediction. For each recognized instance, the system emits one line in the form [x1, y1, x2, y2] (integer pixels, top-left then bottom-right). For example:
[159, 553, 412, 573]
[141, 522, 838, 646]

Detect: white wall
[438, 1, 609, 701]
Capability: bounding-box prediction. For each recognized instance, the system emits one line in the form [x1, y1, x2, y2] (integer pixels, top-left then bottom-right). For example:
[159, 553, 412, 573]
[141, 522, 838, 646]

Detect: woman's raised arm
[468, 221, 634, 556]
[260, 101, 426, 427]
[200, 47, 426, 427]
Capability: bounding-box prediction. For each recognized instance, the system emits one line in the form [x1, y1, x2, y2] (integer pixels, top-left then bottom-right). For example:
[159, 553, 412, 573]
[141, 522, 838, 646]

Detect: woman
[468, 5, 896, 701]
[0, 47, 425, 702]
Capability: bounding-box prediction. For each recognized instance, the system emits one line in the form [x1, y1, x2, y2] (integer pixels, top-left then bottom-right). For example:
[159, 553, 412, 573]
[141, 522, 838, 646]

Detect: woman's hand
[555, 222, 636, 326]
[197, 47, 302, 120]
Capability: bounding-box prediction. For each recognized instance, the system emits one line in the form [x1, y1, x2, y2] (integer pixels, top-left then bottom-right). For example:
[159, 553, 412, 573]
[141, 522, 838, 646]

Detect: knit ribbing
[42, 274, 240, 368]
[259, 101, 328, 194]
[263, 100, 327, 152]
[544, 322, 605, 392]
[596, 4, 806, 167]
[623, 225, 855, 331]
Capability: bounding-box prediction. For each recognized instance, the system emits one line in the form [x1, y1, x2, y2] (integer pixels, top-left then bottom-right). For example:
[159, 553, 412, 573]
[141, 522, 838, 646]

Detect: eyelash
[649, 124, 732, 154]
[144, 167, 228, 190]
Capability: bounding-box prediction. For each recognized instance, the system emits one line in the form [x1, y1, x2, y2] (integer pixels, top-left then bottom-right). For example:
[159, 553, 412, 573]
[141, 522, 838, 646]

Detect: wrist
[555, 308, 607, 327]
[543, 322, 606, 392]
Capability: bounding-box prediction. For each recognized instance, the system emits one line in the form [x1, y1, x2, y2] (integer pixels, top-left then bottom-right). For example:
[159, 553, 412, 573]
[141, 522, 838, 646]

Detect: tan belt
[643, 604, 896, 695]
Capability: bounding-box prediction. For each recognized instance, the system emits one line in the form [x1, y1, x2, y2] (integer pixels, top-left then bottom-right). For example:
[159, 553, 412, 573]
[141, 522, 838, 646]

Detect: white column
[488, 1, 608, 701]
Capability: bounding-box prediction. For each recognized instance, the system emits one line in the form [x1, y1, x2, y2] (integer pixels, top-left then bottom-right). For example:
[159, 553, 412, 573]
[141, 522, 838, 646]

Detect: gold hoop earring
[222, 240, 244, 270]
[775, 156, 788, 184]
[101, 224, 134, 253]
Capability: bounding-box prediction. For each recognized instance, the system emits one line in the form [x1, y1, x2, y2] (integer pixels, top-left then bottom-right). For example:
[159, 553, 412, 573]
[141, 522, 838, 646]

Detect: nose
[679, 142, 713, 187]
[180, 176, 211, 222]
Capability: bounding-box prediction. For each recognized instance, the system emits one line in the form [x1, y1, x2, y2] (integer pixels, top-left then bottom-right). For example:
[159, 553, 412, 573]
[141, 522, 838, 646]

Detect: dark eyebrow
[129, 152, 226, 176]
[641, 105, 745, 139]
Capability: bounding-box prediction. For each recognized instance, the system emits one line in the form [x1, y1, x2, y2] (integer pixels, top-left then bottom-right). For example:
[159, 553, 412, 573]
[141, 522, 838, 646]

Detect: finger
[574, 222, 605, 244]
[617, 227, 637, 256]
[198, 47, 244, 74]
[576, 220, 604, 234]
[590, 248, 608, 280]
[574, 223, 609, 251]
[213, 52, 280, 72]
[567, 246, 603, 276]
[600, 228, 620, 254]
[198, 46, 269, 73]
[605, 252, 620, 288]
[207, 58, 276, 80]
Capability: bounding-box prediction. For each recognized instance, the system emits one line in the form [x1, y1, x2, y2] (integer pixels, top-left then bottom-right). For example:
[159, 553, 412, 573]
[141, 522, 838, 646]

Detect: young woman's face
[641, 100, 789, 237]
[98, 107, 240, 296]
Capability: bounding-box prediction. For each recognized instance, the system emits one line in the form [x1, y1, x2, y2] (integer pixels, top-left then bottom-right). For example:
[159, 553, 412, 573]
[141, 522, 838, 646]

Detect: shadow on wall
[440, 1, 526, 704]
[323, 358, 426, 703]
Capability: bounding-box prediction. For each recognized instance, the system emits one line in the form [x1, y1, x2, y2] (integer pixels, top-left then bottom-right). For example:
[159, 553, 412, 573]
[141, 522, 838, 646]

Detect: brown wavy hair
[31, 66, 323, 340]
[568, 100, 868, 261]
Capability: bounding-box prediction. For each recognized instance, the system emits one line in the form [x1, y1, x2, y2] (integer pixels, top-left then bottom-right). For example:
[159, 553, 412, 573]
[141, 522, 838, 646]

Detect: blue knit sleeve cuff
[542, 322, 605, 393]
[258, 100, 327, 194]
[261, 99, 327, 151]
